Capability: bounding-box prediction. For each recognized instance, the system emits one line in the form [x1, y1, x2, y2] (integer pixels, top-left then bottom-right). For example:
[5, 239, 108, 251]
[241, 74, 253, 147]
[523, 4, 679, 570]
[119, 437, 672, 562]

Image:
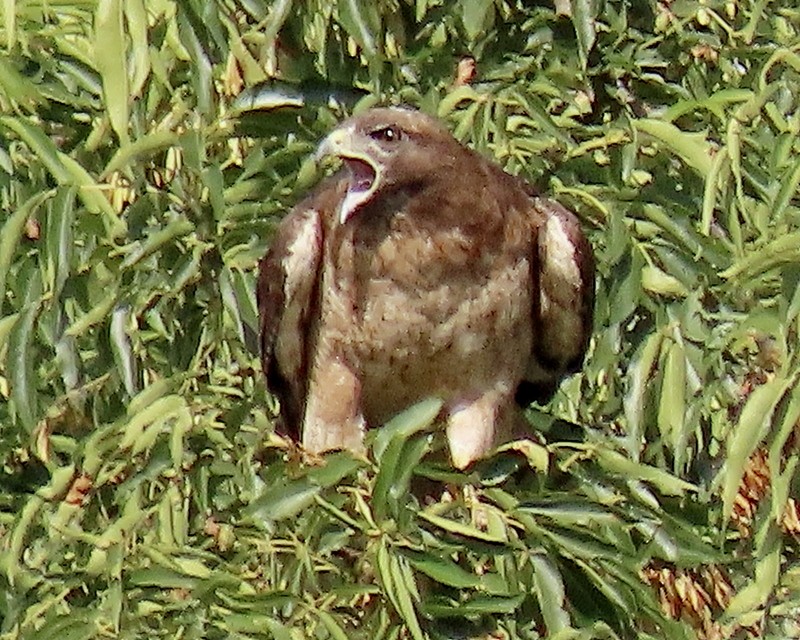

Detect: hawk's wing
[519, 197, 595, 405]
[257, 193, 327, 439]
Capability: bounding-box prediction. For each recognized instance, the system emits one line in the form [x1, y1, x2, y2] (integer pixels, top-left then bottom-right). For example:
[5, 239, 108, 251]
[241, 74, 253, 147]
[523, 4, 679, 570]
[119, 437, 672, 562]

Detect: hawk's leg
[445, 385, 518, 469]
[303, 357, 367, 454]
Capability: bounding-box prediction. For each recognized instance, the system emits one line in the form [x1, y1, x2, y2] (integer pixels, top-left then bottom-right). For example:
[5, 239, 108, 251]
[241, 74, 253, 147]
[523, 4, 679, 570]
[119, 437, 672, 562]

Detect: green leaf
[115, 218, 194, 269]
[314, 610, 351, 640]
[641, 204, 727, 269]
[623, 331, 663, 454]
[721, 376, 792, 523]
[641, 265, 688, 297]
[570, 0, 597, 70]
[7, 494, 45, 589]
[223, 614, 293, 637]
[127, 567, 199, 589]
[306, 451, 364, 488]
[725, 523, 782, 618]
[516, 501, 618, 528]
[493, 439, 549, 474]
[175, 4, 213, 114]
[461, 0, 494, 41]
[124, 0, 150, 97]
[424, 594, 525, 617]
[701, 145, 728, 235]
[337, 0, 380, 56]
[263, 0, 293, 48]
[634, 119, 714, 177]
[374, 421, 431, 519]
[389, 550, 425, 640]
[418, 510, 508, 544]
[45, 188, 75, 298]
[20, 612, 96, 640]
[0, 190, 50, 315]
[110, 305, 136, 396]
[65, 290, 118, 337]
[119, 394, 189, 450]
[594, 448, 697, 496]
[657, 338, 687, 471]
[0, 55, 45, 110]
[8, 298, 41, 431]
[374, 541, 425, 639]
[531, 553, 570, 633]
[371, 397, 442, 463]
[102, 130, 179, 178]
[403, 550, 481, 589]
[95, 0, 130, 143]
[720, 231, 800, 281]
[245, 479, 320, 524]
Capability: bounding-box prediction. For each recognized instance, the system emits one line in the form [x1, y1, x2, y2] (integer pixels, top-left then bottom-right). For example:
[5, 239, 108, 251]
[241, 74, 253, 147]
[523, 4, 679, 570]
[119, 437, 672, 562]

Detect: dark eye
[369, 126, 402, 142]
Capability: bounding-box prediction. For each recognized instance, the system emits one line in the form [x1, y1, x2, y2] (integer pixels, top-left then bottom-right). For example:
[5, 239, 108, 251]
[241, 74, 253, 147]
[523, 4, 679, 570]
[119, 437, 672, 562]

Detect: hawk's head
[317, 107, 459, 224]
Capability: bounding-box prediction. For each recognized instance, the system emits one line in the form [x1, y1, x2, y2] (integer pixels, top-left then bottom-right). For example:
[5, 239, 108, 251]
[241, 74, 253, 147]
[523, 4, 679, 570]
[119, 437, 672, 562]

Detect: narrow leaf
[245, 480, 320, 524]
[95, 0, 130, 143]
[404, 550, 480, 589]
[124, 0, 150, 97]
[721, 376, 792, 523]
[720, 231, 800, 281]
[571, 0, 597, 70]
[0, 116, 123, 235]
[372, 397, 442, 462]
[0, 191, 50, 315]
[531, 553, 570, 633]
[657, 339, 687, 472]
[389, 552, 425, 640]
[635, 119, 714, 177]
[45, 188, 75, 298]
[337, 0, 380, 55]
[418, 511, 507, 544]
[8, 299, 41, 431]
[596, 449, 696, 496]
[623, 331, 663, 454]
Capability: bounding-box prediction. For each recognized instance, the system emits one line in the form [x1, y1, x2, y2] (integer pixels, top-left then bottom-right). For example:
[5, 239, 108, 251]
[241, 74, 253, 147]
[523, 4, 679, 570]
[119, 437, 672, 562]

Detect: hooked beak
[316, 126, 381, 225]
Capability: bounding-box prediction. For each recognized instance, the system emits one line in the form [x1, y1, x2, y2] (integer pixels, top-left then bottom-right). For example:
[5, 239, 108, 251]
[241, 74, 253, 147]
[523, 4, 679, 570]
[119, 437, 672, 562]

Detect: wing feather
[519, 197, 595, 404]
[257, 203, 324, 439]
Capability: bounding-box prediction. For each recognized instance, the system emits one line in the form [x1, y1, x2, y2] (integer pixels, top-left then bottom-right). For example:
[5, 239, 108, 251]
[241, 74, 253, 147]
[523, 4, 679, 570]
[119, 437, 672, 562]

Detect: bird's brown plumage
[257, 107, 594, 468]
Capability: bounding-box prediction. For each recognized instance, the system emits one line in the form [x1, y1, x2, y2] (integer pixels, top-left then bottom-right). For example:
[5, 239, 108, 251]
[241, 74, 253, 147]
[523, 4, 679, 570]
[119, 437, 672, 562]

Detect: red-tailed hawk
[258, 107, 594, 468]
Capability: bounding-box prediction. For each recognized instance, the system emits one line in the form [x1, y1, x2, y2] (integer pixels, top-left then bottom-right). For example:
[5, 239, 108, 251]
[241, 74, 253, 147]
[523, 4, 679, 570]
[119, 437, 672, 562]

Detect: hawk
[257, 107, 594, 468]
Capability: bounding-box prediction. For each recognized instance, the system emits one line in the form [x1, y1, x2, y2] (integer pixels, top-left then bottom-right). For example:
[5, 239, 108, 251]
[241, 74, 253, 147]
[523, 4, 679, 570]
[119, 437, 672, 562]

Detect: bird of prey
[257, 106, 594, 468]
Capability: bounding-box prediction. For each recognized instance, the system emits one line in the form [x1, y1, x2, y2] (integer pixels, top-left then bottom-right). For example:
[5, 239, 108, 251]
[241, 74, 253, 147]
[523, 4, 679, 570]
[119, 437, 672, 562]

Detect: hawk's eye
[369, 126, 402, 143]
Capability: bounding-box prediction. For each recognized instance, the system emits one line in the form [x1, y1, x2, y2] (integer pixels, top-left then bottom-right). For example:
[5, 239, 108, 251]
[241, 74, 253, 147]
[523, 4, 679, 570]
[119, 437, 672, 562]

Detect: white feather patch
[447, 404, 496, 470]
[276, 210, 321, 378]
[542, 215, 581, 290]
[446, 386, 511, 469]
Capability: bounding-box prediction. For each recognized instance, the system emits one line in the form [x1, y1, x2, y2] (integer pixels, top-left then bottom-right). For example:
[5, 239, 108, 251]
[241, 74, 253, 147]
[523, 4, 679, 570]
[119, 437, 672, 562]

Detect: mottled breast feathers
[257, 106, 595, 467]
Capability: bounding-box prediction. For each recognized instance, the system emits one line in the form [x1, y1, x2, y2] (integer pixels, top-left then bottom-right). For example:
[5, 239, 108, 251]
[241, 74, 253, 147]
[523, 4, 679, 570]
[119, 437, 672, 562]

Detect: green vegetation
[2, 1, 800, 637]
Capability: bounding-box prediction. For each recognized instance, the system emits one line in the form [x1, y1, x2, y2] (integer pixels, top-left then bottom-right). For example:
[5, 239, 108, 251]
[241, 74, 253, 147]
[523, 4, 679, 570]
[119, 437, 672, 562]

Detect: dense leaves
[1, 1, 800, 638]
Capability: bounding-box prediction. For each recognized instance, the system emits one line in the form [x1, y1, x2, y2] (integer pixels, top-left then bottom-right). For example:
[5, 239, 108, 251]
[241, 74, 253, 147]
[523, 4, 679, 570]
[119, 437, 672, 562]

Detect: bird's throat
[345, 158, 375, 192]
[340, 158, 378, 224]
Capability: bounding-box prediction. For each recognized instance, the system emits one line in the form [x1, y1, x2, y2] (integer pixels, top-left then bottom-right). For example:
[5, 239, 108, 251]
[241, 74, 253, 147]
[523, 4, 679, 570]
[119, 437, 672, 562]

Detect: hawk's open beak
[317, 126, 381, 225]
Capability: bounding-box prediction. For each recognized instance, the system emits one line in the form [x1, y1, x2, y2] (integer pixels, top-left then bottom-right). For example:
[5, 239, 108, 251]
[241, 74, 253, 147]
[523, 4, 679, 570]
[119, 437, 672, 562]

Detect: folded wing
[257, 199, 325, 439]
[519, 198, 595, 405]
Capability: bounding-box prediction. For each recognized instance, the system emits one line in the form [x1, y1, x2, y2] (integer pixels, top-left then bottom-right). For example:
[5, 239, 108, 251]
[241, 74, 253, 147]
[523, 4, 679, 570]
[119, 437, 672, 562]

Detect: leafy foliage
[1, 0, 800, 638]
